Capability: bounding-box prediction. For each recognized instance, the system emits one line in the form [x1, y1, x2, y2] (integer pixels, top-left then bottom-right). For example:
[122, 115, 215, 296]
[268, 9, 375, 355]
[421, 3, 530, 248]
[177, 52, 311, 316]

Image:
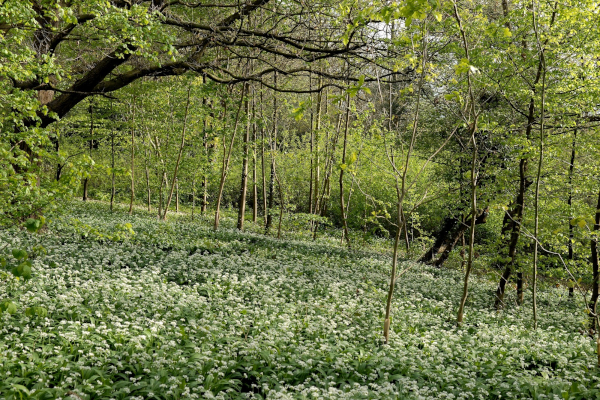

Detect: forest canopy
[2, 0, 600, 398]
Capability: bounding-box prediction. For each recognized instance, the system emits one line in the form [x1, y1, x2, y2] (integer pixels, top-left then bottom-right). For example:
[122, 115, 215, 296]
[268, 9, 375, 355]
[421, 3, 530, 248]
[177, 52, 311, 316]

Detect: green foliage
[0, 202, 599, 399]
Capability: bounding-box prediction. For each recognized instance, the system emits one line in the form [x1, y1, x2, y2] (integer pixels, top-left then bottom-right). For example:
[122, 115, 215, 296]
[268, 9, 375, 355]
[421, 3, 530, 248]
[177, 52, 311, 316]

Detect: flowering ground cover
[1, 203, 599, 399]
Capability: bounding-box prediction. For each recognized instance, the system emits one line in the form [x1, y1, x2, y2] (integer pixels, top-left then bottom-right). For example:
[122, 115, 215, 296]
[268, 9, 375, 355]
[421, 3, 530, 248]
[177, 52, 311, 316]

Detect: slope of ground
[0, 203, 598, 399]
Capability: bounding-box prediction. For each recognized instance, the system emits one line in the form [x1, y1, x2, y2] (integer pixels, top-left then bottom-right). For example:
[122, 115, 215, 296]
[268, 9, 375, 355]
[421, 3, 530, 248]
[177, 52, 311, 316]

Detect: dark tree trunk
[237, 84, 250, 230]
[494, 157, 533, 309]
[568, 130, 577, 297]
[128, 98, 136, 215]
[266, 74, 277, 232]
[589, 188, 600, 330]
[516, 272, 524, 305]
[419, 208, 489, 266]
[83, 102, 93, 201]
[110, 134, 115, 212]
[252, 90, 258, 223]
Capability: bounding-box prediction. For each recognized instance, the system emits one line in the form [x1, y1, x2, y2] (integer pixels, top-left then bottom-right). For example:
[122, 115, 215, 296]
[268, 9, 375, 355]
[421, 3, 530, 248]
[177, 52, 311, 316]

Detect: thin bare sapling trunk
[214, 84, 247, 230]
[339, 90, 351, 248]
[83, 100, 93, 201]
[128, 96, 136, 215]
[383, 24, 428, 344]
[531, 4, 547, 329]
[237, 83, 251, 230]
[110, 133, 116, 212]
[162, 87, 192, 220]
[252, 89, 258, 223]
[454, 1, 481, 325]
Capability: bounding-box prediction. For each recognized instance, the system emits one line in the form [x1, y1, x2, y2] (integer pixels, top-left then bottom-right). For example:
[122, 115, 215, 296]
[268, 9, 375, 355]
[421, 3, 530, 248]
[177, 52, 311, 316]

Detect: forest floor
[1, 202, 599, 399]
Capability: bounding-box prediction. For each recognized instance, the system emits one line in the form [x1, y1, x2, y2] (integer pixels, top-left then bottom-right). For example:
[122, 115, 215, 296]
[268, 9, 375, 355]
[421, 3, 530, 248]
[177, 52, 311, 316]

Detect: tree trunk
[339, 92, 351, 248]
[214, 84, 246, 230]
[237, 83, 251, 230]
[142, 129, 152, 213]
[419, 209, 488, 266]
[110, 134, 115, 212]
[83, 101, 93, 201]
[531, 34, 547, 328]
[128, 97, 136, 215]
[454, 2, 480, 325]
[493, 3, 549, 307]
[589, 188, 600, 330]
[308, 75, 314, 215]
[568, 129, 577, 297]
[201, 75, 211, 215]
[260, 88, 268, 228]
[162, 87, 191, 220]
[266, 74, 277, 233]
[313, 83, 323, 221]
[252, 90, 258, 223]
[175, 178, 179, 213]
[494, 157, 531, 309]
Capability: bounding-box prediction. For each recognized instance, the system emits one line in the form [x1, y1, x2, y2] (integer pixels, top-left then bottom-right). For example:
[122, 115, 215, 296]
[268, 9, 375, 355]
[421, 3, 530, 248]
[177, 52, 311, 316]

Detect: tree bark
[214, 84, 246, 230]
[252, 89, 258, 223]
[589, 188, 600, 330]
[128, 97, 136, 215]
[162, 87, 191, 220]
[567, 130, 577, 297]
[82, 101, 93, 201]
[339, 91, 351, 248]
[144, 135, 152, 212]
[237, 83, 251, 230]
[419, 209, 489, 267]
[110, 133, 115, 212]
[175, 178, 179, 213]
[494, 157, 532, 309]
[260, 88, 268, 228]
[266, 73, 277, 232]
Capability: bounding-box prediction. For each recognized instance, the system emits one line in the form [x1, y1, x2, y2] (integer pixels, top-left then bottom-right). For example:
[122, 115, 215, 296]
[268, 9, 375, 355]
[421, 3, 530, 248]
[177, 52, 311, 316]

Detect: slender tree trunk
[158, 171, 167, 219]
[495, 157, 531, 308]
[128, 97, 136, 215]
[175, 178, 179, 213]
[237, 83, 251, 230]
[454, 1, 480, 325]
[260, 88, 268, 228]
[110, 134, 115, 212]
[384, 200, 403, 344]
[252, 90, 258, 223]
[266, 73, 278, 233]
[83, 101, 93, 201]
[384, 27, 428, 342]
[55, 133, 62, 181]
[308, 75, 314, 215]
[162, 87, 192, 220]
[313, 83, 323, 220]
[494, 0, 554, 309]
[531, 16, 547, 327]
[201, 75, 209, 215]
[589, 188, 600, 330]
[568, 129, 577, 297]
[339, 92, 351, 248]
[214, 84, 246, 230]
[274, 163, 285, 239]
[144, 132, 151, 212]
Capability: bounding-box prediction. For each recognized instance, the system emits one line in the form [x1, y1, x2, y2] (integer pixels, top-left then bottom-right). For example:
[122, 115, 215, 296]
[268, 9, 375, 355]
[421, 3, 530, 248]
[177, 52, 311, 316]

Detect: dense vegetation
[2, 0, 600, 398]
[1, 203, 599, 399]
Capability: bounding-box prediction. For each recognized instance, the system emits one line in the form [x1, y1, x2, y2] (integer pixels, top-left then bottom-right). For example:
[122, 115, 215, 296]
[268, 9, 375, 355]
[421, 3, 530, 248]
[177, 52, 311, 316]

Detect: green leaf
[25, 306, 48, 318]
[0, 300, 17, 315]
[25, 218, 42, 233]
[12, 249, 27, 260]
